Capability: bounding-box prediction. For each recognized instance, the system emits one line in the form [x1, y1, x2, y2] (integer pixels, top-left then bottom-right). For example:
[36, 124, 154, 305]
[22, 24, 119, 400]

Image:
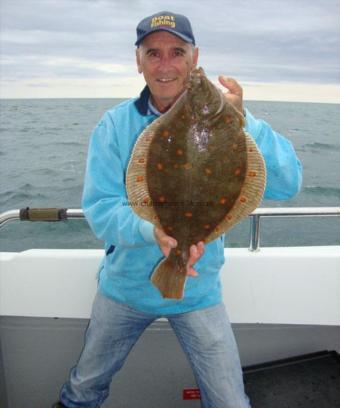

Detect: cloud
[1, 0, 339, 100]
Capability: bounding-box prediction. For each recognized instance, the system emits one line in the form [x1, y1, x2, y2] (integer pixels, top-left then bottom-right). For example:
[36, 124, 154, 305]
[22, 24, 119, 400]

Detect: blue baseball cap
[135, 11, 196, 46]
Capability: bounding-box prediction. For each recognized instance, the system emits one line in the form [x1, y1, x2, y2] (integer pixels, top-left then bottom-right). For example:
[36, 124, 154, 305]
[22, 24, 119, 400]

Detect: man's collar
[134, 85, 151, 116]
[134, 86, 172, 117]
[147, 98, 162, 116]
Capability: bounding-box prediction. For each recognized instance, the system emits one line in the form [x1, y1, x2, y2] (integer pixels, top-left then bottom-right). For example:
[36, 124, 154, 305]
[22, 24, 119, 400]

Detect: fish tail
[151, 255, 187, 300]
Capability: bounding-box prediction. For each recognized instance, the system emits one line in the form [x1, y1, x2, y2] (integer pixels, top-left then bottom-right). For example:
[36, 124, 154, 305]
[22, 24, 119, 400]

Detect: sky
[1, 0, 340, 102]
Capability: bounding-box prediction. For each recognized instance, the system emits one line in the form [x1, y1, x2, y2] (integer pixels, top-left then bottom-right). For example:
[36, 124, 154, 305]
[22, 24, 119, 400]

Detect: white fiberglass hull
[0, 246, 339, 407]
[1, 246, 339, 325]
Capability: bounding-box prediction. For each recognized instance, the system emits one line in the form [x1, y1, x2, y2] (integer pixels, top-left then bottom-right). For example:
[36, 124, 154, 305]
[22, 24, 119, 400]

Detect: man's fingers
[187, 245, 203, 277]
[188, 244, 199, 264]
[218, 76, 243, 97]
[187, 266, 199, 277]
[197, 241, 205, 257]
[186, 242, 205, 277]
[218, 75, 244, 116]
[155, 227, 177, 247]
[163, 237, 177, 249]
[188, 242, 205, 264]
[154, 227, 177, 257]
[218, 75, 231, 90]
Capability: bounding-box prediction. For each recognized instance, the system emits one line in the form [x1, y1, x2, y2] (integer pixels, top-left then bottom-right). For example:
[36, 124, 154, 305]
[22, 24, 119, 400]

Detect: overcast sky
[1, 0, 340, 102]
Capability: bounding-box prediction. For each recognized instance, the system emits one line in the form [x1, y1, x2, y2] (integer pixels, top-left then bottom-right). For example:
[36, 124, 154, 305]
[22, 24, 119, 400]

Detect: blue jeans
[60, 291, 250, 408]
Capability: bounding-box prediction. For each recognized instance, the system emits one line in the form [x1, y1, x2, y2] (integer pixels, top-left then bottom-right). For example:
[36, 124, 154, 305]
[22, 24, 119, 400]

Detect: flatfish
[126, 67, 266, 299]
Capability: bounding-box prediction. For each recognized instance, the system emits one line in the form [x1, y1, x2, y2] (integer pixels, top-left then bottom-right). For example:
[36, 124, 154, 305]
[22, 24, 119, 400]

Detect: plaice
[126, 67, 266, 299]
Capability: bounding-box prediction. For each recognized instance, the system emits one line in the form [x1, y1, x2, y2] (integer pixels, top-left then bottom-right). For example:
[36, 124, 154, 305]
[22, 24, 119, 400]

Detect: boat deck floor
[243, 350, 340, 407]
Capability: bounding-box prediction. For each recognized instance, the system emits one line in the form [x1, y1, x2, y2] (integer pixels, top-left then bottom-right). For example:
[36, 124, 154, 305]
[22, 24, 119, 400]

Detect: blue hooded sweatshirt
[82, 87, 302, 315]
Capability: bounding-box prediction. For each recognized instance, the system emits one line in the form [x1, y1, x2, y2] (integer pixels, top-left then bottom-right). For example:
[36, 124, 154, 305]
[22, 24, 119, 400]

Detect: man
[55, 11, 302, 408]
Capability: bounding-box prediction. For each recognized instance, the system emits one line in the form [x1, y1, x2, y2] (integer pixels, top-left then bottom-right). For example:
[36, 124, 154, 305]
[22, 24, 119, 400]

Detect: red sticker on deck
[183, 388, 201, 399]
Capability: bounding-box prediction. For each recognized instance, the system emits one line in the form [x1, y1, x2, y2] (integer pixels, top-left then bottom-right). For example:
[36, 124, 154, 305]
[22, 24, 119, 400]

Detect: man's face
[136, 31, 199, 112]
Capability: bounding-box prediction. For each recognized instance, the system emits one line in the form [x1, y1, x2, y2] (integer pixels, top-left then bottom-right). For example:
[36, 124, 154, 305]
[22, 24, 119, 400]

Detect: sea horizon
[1, 97, 339, 105]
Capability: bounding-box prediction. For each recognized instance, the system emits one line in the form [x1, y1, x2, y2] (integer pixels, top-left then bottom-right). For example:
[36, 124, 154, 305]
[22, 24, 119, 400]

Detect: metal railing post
[249, 214, 261, 252]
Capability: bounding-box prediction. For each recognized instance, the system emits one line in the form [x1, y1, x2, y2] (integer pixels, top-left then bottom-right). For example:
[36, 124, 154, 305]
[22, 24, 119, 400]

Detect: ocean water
[0, 99, 339, 252]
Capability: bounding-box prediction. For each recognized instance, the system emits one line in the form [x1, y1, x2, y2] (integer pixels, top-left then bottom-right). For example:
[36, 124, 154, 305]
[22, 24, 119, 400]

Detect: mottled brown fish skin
[146, 67, 247, 299]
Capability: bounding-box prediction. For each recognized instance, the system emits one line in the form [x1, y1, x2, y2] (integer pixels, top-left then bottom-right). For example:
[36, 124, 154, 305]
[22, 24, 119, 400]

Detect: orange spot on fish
[205, 168, 212, 175]
[158, 196, 166, 203]
[173, 163, 179, 169]
[240, 196, 247, 203]
[219, 197, 228, 205]
[175, 249, 182, 256]
[234, 168, 241, 176]
[204, 224, 211, 229]
[157, 163, 164, 170]
[136, 176, 144, 182]
[176, 148, 183, 156]
[142, 197, 149, 204]
[249, 148, 254, 152]
[184, 212, 193, 218]
[166, 226, 173, 232]
[226, 214, 233, 220]
[138, 158, 145, 164]
[248, 171, 257, 177]
[162, 129, 170, 137]
[183, 162, 192, 170]
[225, 115, 233, 124]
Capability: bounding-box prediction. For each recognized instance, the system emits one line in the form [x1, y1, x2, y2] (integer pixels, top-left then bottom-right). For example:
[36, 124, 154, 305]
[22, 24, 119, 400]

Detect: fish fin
[126, 119, 162, 228]
[205, 132, 266, 243]
[151, 257, 187, 299]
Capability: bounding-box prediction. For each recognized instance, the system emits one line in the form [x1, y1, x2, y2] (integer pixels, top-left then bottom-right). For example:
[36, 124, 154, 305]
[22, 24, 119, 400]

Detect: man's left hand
[218, 76, 244, 116]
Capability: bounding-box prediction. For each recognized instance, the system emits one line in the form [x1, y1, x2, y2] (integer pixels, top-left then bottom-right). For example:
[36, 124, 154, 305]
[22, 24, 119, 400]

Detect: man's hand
[218, 76, 244, 116]
[154, 227, 204, 277]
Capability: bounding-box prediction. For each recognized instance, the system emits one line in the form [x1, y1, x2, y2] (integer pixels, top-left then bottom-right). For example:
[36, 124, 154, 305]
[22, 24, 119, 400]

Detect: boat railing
[0, 207, 339, 251]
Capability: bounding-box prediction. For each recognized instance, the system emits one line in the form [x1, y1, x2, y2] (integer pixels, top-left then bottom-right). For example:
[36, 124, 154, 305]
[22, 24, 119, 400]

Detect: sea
[0, 99, 339, 252]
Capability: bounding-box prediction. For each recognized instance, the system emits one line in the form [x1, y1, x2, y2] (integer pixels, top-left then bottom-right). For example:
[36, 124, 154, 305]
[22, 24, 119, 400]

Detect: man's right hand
[154, 227, 205, 277]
